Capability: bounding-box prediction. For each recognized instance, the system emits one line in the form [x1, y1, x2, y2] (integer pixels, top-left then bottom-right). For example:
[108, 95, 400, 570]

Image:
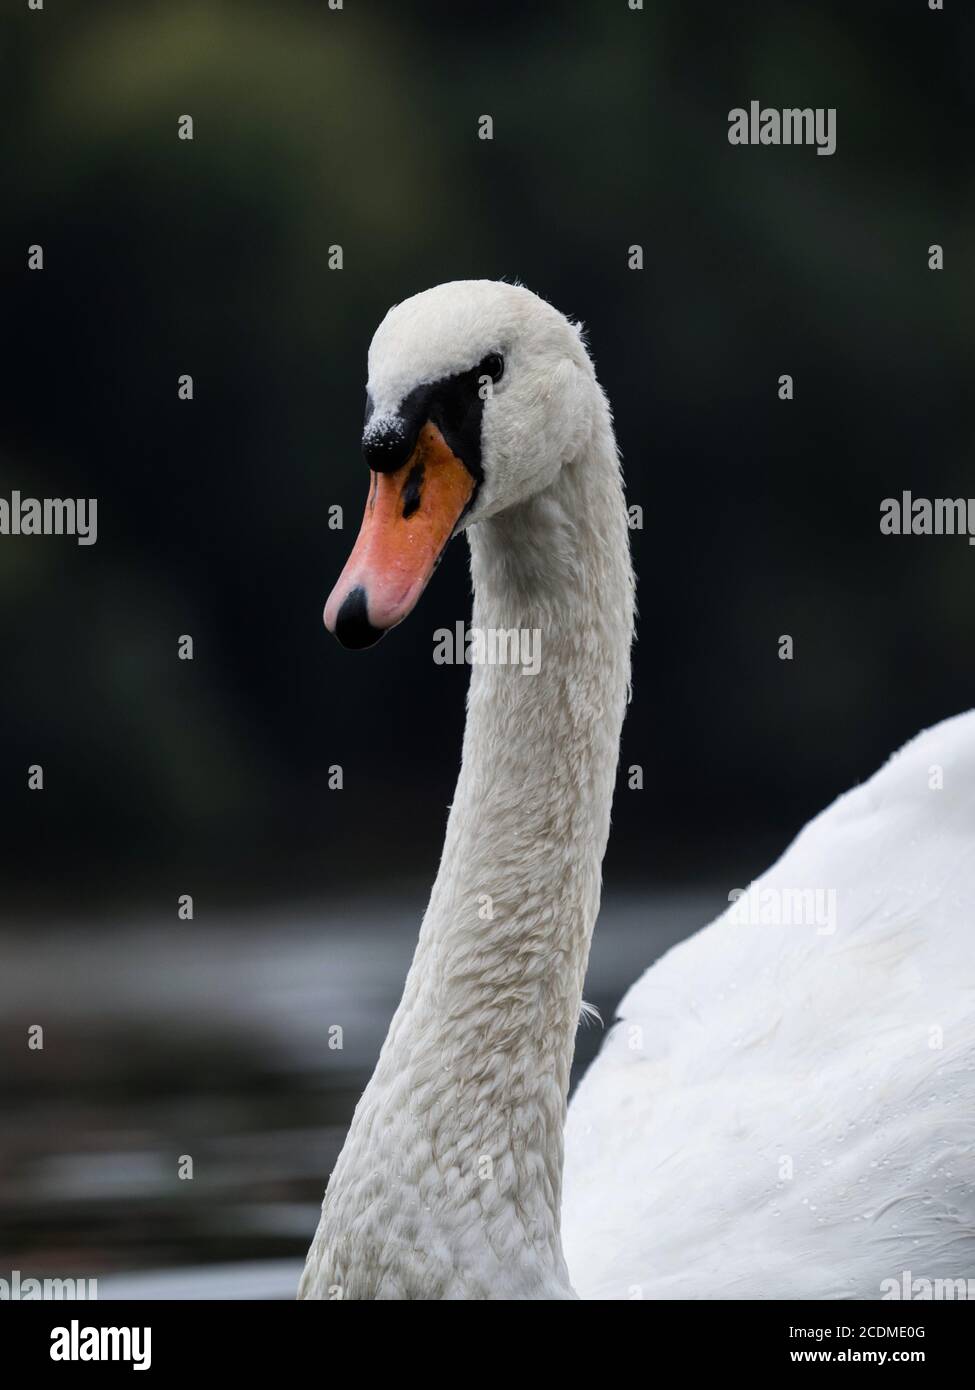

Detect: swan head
[324, 280, 594, 649]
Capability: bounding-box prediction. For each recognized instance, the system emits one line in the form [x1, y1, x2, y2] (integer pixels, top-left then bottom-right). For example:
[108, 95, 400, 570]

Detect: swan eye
[479, 353, 504, 384]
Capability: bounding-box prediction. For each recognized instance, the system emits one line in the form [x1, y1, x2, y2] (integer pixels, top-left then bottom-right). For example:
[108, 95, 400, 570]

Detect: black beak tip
[333, 586, 386, 650]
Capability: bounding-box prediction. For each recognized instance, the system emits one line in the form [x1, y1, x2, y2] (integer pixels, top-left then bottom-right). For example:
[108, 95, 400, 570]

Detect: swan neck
[302, 397, 634, 1300]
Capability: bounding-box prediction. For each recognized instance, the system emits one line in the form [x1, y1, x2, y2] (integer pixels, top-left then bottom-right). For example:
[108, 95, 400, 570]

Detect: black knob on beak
[362, 421, 415, 474]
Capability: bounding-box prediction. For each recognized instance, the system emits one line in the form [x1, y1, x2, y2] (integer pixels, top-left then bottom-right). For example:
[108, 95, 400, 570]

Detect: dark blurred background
[1, 0, 971, 1293]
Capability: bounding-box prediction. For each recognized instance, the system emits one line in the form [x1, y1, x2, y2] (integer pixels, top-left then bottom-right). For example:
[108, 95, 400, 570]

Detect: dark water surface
[0, 888, 723, 1298]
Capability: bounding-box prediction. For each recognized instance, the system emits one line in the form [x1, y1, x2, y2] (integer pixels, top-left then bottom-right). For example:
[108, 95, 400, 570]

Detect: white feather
[564, 711, 975, 1298]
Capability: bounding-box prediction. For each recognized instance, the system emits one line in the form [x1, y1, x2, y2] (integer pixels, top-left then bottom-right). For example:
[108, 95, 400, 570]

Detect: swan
[299, 279, 975, 1300]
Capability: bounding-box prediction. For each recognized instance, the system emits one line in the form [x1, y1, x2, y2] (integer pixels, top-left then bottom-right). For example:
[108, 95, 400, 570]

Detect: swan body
[565, 709, 975, 1299]
[300, 280, 975, 1300]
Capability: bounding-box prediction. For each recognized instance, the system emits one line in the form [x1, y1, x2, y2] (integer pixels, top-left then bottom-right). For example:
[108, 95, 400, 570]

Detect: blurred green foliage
[1, 0, 972, 912]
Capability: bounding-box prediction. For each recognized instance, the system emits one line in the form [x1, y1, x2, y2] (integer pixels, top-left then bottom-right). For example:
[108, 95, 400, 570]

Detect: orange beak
[324, 422, 476, 648]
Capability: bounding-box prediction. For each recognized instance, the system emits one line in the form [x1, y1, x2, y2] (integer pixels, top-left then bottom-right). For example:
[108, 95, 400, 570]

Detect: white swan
[300, 280, 975, 1300]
